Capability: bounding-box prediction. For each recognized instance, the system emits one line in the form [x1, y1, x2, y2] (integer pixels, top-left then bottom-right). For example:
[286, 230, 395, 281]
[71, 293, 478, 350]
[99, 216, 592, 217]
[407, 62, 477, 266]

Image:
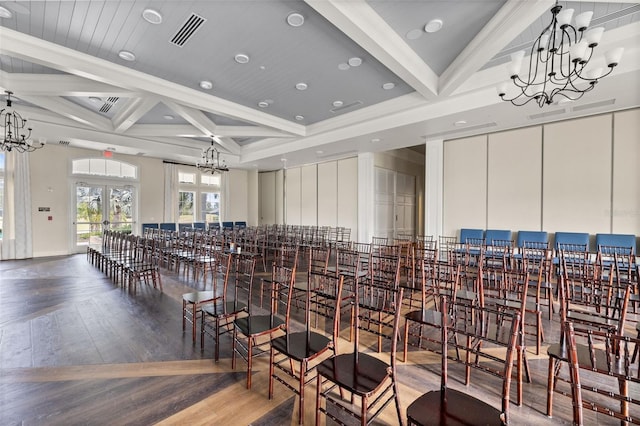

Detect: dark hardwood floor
[0, 254, 610, 425]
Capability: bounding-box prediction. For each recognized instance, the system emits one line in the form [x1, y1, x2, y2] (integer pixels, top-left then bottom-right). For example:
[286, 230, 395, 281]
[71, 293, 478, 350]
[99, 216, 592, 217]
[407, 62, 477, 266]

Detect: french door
[73, 182, 136, 252]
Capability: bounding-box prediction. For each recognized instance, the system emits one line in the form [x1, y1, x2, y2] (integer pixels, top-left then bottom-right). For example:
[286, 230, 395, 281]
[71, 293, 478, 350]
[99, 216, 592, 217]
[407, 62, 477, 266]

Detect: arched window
[72, 158, 137, 179]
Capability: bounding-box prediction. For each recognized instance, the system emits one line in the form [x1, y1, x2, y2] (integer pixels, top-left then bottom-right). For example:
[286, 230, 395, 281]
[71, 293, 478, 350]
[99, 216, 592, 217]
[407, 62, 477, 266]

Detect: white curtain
[1, 151, 33, 260]
[163, 162, 178, 223]
[220, 170, 230, 222]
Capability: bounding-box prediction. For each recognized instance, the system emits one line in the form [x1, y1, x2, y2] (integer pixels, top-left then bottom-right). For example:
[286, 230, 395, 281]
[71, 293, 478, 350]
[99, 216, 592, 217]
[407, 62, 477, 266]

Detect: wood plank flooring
[0, 254, 611, 425]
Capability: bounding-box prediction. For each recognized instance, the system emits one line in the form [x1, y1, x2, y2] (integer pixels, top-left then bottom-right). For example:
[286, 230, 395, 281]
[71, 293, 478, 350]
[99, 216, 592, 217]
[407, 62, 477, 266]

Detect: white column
[357, 152, 375, 243]
[425, 139, 444, 238]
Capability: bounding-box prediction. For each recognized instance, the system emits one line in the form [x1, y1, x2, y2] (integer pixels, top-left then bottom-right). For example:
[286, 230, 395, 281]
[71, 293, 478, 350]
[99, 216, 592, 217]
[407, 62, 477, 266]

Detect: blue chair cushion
[595, 233, 636, 253]
[459, 228, 484, 243]
[485, 229, 512, 245]
[516, 231, 548, 247]
[554, 232, 590, 250]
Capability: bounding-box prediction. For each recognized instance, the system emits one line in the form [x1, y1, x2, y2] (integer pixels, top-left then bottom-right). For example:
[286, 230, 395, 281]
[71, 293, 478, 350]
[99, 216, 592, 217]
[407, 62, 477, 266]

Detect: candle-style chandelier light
[1, 90, 45, 153]
[498, 1, 624, 107]
[196, 137, 228, 174]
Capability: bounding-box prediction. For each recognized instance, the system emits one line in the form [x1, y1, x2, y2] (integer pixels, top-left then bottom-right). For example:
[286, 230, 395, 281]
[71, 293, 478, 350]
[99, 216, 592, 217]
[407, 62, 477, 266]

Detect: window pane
[73, 158, 91, 175]
[201, 192, 220, 223]
[89, 158, 106, 176]
[0, 152, 5, 170]
[121, 163, 136, 179]
[105, 159, 120, 177]
[201, 174, 221, 186]
[178, 191, 195, 223]
[179, 172, 195, 184]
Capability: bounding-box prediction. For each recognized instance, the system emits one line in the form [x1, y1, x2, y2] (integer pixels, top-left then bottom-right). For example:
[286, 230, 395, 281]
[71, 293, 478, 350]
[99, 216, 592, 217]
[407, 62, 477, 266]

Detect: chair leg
[393, 376, 404, 426]
[182, 299, 187, 332]
[268, 345, 275, 400]
[247, 337, 253, 389]
[315, 375, 322, 426]
[214, 318, 221, 362]
[232, 328, 237, 370]
[403, 320, 409, 362]
[299, 360, 307, 425]
[546, 357, 561, 417]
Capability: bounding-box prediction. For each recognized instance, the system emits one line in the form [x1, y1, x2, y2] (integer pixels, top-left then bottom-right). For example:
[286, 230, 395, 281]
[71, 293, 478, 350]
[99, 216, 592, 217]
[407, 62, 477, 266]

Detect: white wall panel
[301, 165, 317, 225]
[542, 114, 612, 233]
[285, 167, 301, 225]
[337, 157, 358, 239]
[275, 170, 284, 224]
[226, 169, 249, 222]
[612, 109, 640, 234]
[317, 161, 337, 226]
[259, 171, 276, 225]
[443, 135, 487, 237]
[487, 127, 542, 232]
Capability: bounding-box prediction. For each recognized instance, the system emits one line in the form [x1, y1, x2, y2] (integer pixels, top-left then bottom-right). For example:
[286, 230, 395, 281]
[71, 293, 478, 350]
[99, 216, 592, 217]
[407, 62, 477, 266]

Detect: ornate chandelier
[498, 1, 624, 107]
[196, 138, 228, 174]
[1, 91, 45, 152]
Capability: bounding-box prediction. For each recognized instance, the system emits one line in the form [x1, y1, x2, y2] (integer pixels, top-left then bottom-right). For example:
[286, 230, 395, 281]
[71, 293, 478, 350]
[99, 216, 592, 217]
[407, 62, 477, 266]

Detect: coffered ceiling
[0, 0, 639, 170]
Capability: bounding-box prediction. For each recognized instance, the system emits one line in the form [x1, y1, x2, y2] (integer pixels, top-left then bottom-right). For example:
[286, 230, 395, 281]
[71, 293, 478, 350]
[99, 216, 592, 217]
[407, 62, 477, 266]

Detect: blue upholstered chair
[160, 223, 177, 232]
[516, 231, 548, 248]
[595, 233, 636, 254]
[222, 221, 234, 231]
[234, 221, 247, 229]
[485, 229, 512, 245]
[459, 228, 484, 243]
[193, 222, 206, 230]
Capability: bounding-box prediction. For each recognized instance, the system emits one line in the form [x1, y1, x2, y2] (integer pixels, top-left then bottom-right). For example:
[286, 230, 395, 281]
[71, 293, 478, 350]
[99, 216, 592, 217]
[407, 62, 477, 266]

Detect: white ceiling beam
[0, 71, 133, 97]
[0, 27, 306, 136]
[306, 0, 438, 100]
[112, 97, 159, 133]
[162, 100, 242, 155]
[214, 126, 294, 138]
[126, 124, 206, 138]
[18, 95, 113, 132]
[439, 0, 555, 97]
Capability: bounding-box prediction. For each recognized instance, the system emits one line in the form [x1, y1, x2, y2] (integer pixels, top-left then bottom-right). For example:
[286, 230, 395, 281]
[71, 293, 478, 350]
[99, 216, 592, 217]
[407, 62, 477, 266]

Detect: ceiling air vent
[572, 98, 616, 112]
[528, 109, 565, 120]
[99, 97, 120, 113]
[58, 140, 70, 146]
[330, 101, 363, 113]
[170, 13, 206, 47]
[423, 122, 497, 139]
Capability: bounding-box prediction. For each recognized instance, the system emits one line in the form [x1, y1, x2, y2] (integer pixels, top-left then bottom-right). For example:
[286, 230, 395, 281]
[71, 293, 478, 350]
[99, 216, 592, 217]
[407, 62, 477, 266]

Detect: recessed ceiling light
[163, 115, 174, 120]
[0, 6, 12, 19]
[295, 82, 308, 91]
[295, 115, 304, 121]
[199, 80, 213, 90]
[338, 63, 350, 71]
[235, 53, 250, 64]
[316, 150, 324, 154]
[287, 12, 304, 27]
[88, 96, 102, 103]
[280, 158, 287, 162]
[406, 28, 423, 40]
[142, 8, 162, 24]
[425, 18, 443, 33]
[258, 101, 269, 108]
[118, 50, 136, 61]
[454, 120, 467, 126]
[371, 138, 381, 143]
[332, 100, 343, 107]
[259, 65, 266, 70]
[348, 57, 362, 67]
[382, 82, 395, 90]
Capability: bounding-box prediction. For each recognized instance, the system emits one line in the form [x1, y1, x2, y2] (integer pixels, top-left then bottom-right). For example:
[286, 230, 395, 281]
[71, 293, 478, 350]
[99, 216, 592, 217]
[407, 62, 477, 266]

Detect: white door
[73, 182, 136, 253]
[374, 168, 416, 240]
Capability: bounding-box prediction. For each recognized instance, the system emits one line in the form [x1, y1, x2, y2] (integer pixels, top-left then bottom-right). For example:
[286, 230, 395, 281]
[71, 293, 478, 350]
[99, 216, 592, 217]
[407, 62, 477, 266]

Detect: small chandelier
[196, 138, 229, 174]
[498, 1, 624, 107]
[1, 91, 45, 152]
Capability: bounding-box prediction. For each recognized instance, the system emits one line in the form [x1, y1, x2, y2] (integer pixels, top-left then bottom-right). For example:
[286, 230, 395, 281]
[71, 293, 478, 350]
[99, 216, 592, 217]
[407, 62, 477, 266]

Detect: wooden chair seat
[234, 315, 284, 337]
[270, 332, 330, 362]
[407, 388, 504, 426]
[182, 291, 217, 344]
[316, 352, 391, 396]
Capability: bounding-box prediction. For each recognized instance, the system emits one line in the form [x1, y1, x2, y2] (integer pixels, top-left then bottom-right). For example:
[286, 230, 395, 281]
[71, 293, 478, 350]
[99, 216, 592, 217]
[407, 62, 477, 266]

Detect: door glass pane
[109, 187, 133, 233]
[179, 191, 195, 223]
[76, 185, 103, 246]
[201, 192, 219, 223]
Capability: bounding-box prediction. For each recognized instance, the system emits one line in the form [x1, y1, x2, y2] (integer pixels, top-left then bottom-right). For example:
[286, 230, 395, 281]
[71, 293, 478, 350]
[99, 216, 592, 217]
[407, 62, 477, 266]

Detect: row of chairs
[86, 230, 162, 294]
[142, 221, 247, 233]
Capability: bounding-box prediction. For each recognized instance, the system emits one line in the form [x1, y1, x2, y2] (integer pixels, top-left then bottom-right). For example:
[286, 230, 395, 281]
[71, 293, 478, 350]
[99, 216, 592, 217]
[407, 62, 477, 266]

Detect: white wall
[441, 109, 640, 239]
